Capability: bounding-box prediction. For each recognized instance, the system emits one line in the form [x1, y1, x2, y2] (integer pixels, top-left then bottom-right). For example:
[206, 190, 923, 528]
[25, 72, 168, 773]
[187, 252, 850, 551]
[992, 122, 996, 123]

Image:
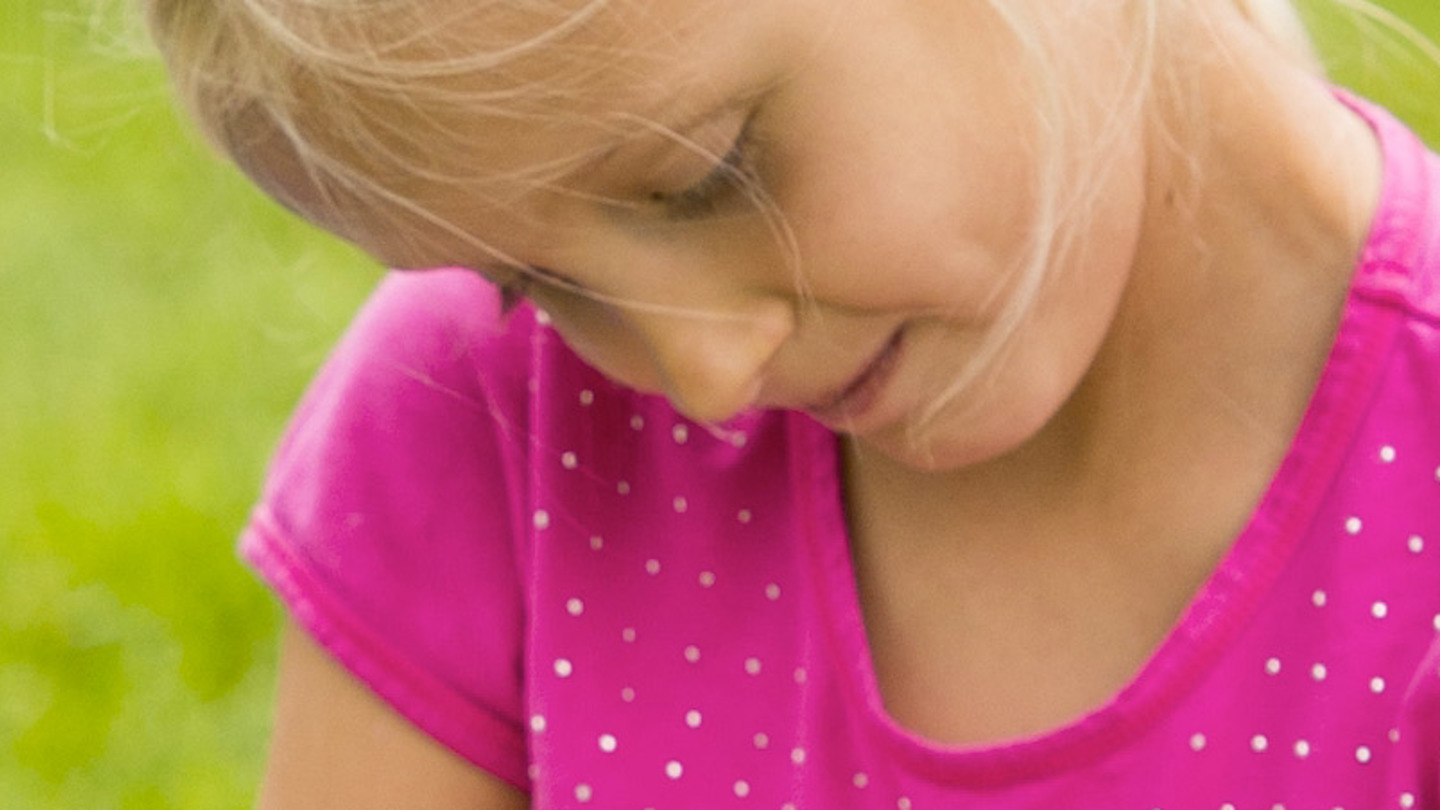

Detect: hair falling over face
[143, 0, 1339, 462]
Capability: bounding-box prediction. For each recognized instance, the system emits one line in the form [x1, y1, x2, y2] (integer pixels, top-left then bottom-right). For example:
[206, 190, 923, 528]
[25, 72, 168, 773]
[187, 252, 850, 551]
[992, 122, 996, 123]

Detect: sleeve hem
[241, 513, 531, 792]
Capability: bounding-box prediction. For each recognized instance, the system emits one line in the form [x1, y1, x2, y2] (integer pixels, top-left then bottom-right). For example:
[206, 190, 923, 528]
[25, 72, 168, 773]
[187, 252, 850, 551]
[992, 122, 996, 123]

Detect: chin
[860, 393, 1064, 473]
[855, 430, 1012, 474]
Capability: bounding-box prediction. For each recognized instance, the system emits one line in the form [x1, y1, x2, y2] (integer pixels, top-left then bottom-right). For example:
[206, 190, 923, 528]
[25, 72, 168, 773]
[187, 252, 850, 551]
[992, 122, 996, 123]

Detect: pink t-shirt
[243, 95, 1440, 808]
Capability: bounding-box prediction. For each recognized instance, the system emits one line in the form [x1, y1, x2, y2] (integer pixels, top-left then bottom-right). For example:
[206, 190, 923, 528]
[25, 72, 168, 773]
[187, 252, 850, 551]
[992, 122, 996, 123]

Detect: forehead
[376, 0, 773, 166]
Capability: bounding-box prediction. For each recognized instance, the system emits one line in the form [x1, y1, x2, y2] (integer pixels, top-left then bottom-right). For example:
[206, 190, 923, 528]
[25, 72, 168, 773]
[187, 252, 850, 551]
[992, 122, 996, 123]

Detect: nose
[626, 297, 794, 424]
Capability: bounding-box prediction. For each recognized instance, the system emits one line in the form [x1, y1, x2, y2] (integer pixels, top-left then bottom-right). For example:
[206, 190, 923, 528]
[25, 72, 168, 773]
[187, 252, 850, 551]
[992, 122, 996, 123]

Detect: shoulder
[1411, 146, 1440, 318]
[243, 269, 578, 786]
[315, 268, 536, 405]
[1345, 95, 1440, 323]
[270, 268, 607, 473]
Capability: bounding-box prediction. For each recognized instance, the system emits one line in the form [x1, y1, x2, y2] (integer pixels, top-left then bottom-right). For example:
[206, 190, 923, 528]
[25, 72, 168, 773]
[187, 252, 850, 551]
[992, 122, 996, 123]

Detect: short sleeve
[241, 268, 535, 790]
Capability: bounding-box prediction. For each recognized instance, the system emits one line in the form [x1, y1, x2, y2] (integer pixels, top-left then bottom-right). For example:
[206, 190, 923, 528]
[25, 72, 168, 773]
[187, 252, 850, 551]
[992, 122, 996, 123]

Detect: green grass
[2, 1, 1438, 808]
[2, 2, 377, 807]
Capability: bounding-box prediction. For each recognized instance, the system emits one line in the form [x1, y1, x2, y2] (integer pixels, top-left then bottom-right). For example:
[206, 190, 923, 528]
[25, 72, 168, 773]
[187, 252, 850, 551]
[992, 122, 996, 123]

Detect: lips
[805, 330, 903, 424]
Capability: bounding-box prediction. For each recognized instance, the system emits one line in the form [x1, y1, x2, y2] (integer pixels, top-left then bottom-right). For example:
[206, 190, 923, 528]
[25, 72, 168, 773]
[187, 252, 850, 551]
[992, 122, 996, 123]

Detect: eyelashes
[650, 118, 758, 220]
[492, 115, 762, 315]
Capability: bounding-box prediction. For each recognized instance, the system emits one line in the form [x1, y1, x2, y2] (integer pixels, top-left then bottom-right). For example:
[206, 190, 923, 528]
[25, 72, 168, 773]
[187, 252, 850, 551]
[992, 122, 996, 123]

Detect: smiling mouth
[806, 330, 904, 423]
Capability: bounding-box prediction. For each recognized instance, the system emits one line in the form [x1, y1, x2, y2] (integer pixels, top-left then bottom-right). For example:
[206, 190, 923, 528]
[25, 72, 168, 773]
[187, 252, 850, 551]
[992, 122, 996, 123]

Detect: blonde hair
[144, 0, 1328, 451]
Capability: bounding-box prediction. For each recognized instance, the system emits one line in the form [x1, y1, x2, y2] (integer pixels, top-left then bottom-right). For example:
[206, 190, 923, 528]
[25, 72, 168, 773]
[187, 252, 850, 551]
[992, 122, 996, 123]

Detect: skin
[257, 624, 530, 809]
[321, 0, 1149, 472]
[247, 0, 1382, 803]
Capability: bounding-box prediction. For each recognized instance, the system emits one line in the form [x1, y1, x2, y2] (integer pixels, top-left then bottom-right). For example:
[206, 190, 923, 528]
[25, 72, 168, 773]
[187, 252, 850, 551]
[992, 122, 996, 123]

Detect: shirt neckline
[786, 90, 1431, 786]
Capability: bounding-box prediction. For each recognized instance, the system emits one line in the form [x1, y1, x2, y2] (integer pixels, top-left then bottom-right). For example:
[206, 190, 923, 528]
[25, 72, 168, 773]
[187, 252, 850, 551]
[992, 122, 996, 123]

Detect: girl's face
[340, 0, 1150, 471]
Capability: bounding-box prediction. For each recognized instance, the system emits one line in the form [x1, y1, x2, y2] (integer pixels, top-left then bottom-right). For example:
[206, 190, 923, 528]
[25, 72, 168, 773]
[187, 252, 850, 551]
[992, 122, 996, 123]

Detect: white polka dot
[673, 496, 688, 513]
[1401, 792, 1417, 808]
[782, 804, 796, 810]
[533, 510, 551, 530]
[685, 709, 703, 728]
[1434, 466, 1440, 482]
[734, 780, 751, 798]
[1373, 601, 1389, 619]
[578, 389, 594, 406]
[672, 424, 689, 444]
[765, 583, 782, 601]
[1313, 590, 1328, 608]
[1433, 614, 1440, 632]
[1380, 445, 1397, 463]
[1346, 517, 1363, 535]
[1409, 535, 1425, 554]
[1371, 676, 1387, 694]
[535, 309, 553, 325]
[731, 432, 749, 448]
[645, 559, 661, 576]
[1312, 663, 1328, 681]
[565, 598, 584, 616]
[1252, 734, 1269, 752]
[1222, 804, 1237, 810]
[621, 686, 636, 702]
[737, 509, 753, 524]
[1294, 739, 1311, 758]
[853, 772, 869, 789]
[1356, 745, 1373, 764]
[575, 783, 593, 803]
[554, 659, 573, 678]
[794, 667, 808, 684]
[753, 732, 770, 749]
[598, 734, 617, 753]
[791, 747, 807, 765]
[561, 451, 578, 469]
[1265, 657, 1282, 675]
[1389, 728, 1402, 743]
[621, 627, 636, 642]
[745, 657, 763, 675]
[1189, 733, 1207, 751]
[665, 760, 683, 779]
[630, 414, 645, 430]
[698, 570, 716, 588]
[530, 714, 547, 733]
[898, 799, 913, 810]
[589, 535, 604, 551]
[617, 480, 631, 494]
[684, 645, 702, 663]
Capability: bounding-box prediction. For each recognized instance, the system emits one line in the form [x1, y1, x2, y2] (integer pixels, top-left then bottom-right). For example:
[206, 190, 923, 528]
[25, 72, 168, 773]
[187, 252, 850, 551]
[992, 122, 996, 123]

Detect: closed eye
[650, 119, 757, 220]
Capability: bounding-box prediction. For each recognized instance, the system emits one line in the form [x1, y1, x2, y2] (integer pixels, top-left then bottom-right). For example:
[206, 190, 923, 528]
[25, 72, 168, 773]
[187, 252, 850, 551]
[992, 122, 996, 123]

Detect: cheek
[786, 172, 1036, 319]
[859, 150, 1148, 471]
[776, 113, 1042, 315]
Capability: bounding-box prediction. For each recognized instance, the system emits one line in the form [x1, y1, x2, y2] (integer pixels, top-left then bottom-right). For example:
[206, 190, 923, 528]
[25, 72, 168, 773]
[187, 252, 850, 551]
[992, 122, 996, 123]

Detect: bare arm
[257, 622, 530, 810]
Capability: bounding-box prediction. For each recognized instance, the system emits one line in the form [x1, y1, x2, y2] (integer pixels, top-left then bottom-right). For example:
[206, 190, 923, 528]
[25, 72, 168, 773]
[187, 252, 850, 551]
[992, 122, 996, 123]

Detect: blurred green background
[2, 1, 1438, 808]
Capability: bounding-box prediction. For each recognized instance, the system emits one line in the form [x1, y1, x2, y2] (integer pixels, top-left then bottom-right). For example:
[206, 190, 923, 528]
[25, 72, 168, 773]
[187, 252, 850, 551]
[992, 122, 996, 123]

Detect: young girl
[146, 0, 1440, 806]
